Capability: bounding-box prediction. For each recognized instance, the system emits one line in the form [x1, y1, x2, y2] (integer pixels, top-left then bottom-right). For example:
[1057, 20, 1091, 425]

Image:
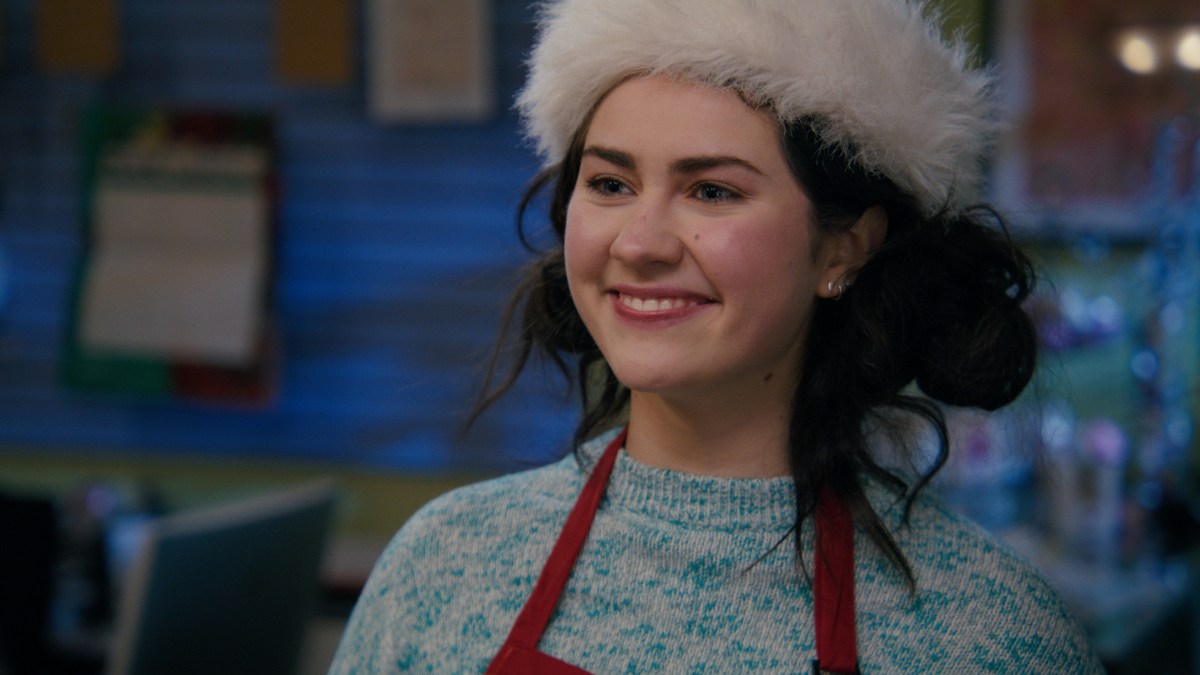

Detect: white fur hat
[516, 0, 996, 216]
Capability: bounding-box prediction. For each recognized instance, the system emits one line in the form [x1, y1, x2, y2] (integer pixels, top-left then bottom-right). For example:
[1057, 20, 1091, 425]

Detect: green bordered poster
[65, 108, 277, 405]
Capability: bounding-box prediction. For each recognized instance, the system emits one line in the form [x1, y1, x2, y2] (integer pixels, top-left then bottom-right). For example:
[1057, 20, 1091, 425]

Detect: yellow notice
[37, 0, 120, 74]
[276, 0, 354, 85]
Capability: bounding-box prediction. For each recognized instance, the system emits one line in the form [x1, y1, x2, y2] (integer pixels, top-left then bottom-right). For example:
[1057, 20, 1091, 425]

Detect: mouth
[618, 295, 706, 312]
[608, 288, 717, 319]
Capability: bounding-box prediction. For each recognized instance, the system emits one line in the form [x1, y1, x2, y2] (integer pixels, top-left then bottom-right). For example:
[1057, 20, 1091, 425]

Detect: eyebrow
[581, 146, 636, 169]
[671, 155, 763, 177]
[581, 146, 764, 176]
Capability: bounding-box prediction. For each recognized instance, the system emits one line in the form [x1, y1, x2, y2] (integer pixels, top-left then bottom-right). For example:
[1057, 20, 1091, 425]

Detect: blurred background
[0, 0, 1197, 673]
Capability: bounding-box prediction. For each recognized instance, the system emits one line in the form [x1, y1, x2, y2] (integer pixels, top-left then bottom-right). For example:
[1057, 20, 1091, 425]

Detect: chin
[611, 366, 702, 399]
[608, 364, 671, 392]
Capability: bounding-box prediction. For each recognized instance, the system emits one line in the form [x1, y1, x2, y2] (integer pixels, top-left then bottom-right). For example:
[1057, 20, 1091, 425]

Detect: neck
[624, 388, 793, 478]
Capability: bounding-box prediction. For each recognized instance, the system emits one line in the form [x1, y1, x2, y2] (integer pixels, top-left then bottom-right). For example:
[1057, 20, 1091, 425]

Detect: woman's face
[564, 75, 842, 405]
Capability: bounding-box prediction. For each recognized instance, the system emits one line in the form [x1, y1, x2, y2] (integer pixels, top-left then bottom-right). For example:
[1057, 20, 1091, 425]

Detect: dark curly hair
[473, 114, 1037, 588]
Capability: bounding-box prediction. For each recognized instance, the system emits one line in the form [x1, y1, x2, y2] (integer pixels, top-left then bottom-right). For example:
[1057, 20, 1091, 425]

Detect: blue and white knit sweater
[330, 432, 1103, 673]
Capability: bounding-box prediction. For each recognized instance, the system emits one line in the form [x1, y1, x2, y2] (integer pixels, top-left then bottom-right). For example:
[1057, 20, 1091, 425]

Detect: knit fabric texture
[330, 431, 1104, 673]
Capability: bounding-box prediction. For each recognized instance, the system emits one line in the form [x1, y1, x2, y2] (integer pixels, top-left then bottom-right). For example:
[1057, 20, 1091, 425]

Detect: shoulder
[397, 428, 622, 534]
[367, 453, 586, 591]
[328, 454, 586, 673]
[898, 493, 1056, 601]
[861, 489, 1104, 673]
[398, 455, 583, 539]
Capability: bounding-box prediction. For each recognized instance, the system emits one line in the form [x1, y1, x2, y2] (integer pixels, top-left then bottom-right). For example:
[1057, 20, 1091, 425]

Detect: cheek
[701, 221, 817, 291]
[563, 202, 604, 293]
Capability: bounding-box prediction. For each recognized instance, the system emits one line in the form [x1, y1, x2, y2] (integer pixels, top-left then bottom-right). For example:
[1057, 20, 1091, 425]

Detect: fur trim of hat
[516, 0, 996, 216]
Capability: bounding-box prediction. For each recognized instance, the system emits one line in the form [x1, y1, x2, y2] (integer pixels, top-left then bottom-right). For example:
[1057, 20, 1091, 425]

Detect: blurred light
[1160, 301, 1187, 335]
[1166, 409, 1193, 449]
[1130, 349, 1159, 381]
[1176, 28, 1200, 70]
[1117, 31, 1160, 74]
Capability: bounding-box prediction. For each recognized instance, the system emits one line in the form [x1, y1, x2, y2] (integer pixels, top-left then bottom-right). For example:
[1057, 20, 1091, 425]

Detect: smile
[619, 295, 704, 312]
[608, 289, 717, 324]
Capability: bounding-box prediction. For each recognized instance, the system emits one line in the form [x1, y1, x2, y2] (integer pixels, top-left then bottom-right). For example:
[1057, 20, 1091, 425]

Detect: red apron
[486, 430, 860, 674]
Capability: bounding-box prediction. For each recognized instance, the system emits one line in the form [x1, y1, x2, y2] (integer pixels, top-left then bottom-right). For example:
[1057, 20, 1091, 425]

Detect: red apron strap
[488, 643, 591, 674]
[813, 487, 859, 674]
[499, 430, 626, 651]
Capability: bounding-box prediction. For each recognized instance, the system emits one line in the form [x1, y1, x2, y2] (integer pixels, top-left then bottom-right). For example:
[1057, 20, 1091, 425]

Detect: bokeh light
[1175, 27, 1200, 70]
[1116, 31, 1160, 74]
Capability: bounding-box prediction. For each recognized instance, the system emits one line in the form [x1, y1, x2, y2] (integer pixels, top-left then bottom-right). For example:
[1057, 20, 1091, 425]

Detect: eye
[693, 182, 741, 203]
[584, 177, 632, 197]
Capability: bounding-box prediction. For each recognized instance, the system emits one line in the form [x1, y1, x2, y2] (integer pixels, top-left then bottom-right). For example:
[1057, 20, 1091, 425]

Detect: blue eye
[695, 183, 739, 203]
[585, 177, 631, 196]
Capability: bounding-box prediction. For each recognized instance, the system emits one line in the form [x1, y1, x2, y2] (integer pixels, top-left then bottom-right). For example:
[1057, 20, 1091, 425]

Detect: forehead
[582, 75, 787, 169]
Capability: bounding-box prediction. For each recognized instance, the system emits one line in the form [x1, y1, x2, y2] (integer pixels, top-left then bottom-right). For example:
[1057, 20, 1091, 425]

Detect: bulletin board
[0, 0, 575, 469]
[64, 109, 278, 405]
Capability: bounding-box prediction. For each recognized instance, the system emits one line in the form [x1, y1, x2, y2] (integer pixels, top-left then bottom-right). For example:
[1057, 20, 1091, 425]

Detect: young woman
[331, 1, 1103, 672]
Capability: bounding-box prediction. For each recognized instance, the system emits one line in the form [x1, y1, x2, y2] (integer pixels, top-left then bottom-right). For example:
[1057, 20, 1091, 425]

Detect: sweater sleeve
[326, 503, 441, 674]
[864, 493, 1108, 674]
[326, 464, 575, 674]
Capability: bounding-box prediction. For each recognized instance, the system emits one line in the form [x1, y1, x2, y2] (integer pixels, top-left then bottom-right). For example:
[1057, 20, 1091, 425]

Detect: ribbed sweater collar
[580, 430, 797, 533]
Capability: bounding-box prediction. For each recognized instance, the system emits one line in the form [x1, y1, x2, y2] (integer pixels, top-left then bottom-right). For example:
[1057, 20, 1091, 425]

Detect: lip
[607, 285, 716, 326]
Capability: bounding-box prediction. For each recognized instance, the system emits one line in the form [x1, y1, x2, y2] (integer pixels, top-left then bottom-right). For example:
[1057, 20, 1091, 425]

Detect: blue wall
[0, 0, 579, 471]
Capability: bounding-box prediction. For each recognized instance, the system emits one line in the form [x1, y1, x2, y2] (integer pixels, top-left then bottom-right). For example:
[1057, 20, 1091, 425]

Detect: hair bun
[907, 217, 1037, 411]
[914, 300, 1036, 410]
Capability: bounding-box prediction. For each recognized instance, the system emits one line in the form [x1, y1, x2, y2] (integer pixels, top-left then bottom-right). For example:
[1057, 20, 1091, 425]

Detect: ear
[816, 206, 888, 298]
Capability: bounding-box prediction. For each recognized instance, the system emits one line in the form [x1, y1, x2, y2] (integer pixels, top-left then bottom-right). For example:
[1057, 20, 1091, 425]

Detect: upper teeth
[622, 296, 697, 312]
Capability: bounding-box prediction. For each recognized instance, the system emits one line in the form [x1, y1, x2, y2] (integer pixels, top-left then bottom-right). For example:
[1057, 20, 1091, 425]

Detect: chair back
[107, 480, 337, 675]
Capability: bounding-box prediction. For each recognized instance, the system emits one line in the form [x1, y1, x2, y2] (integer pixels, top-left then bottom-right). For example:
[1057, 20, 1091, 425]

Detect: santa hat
[516, 0, 996, 216]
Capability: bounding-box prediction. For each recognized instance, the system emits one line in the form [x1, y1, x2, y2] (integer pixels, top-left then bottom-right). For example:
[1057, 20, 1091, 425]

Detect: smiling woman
[330, 1, 1106, 673]
[564, 77, 838, 456]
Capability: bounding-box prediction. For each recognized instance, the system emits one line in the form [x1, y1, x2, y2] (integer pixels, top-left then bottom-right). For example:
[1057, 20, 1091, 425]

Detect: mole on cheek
[763, 372, 774, 382]
[694, 234, 700, 242]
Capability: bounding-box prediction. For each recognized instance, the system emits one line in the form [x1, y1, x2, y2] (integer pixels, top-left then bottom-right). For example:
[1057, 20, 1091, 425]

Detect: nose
[609, 196, 685, 269]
